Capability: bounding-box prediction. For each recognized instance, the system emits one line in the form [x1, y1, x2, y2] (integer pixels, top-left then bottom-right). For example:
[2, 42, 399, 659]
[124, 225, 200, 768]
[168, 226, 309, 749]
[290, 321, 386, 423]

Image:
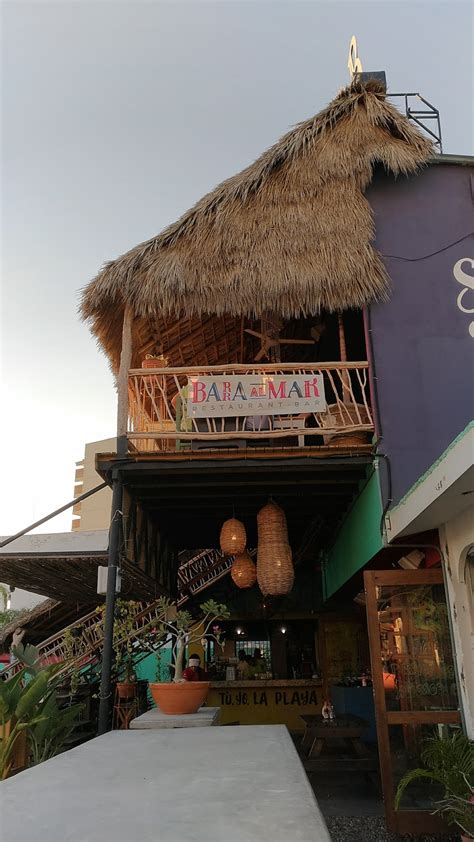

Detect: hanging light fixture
[256, 501, 294, 596]
[220, 518, 246, 556]
[231, 550, 257, 589]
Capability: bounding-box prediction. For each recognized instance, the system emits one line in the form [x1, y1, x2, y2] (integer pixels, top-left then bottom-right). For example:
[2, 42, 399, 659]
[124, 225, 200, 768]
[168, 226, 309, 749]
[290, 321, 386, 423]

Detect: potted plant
[395, 730, 474, 841]
[149, 598, 229, 715]
[141, 353, 169, 369]
[115, 653, 137, 701]
[109, 600, 141, 701]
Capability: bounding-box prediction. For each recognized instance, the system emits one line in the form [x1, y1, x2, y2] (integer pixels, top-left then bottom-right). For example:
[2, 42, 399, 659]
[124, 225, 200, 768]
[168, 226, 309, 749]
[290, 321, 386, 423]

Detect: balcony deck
[126, 362, 374, 457]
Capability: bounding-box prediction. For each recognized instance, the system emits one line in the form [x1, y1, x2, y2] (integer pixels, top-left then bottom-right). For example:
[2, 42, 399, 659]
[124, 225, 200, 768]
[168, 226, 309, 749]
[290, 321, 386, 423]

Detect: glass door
[364, 569, 462, 834]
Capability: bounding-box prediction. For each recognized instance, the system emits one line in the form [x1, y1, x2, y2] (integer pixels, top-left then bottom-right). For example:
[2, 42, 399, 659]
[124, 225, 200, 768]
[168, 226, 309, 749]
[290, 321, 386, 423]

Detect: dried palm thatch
[0, 598, 59, 649]
[81, 80, 432, 371]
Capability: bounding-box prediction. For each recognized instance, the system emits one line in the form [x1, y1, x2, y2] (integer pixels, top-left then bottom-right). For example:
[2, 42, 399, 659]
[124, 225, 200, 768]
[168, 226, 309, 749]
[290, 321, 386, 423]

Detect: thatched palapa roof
[81, 80, 432, 371]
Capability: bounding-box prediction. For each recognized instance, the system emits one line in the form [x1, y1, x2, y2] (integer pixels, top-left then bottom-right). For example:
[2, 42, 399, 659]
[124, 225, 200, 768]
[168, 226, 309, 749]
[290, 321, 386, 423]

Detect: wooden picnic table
[299, 713, 379, 773]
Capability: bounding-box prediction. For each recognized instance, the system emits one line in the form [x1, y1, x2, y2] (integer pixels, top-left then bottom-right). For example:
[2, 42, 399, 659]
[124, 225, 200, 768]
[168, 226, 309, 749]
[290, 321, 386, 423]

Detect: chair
[272, 413, 308, 447]
[191, 418, 246, 451]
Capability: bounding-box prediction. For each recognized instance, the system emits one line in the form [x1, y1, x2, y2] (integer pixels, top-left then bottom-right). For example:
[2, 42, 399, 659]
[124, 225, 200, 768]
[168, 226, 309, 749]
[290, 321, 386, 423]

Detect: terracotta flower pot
[149, 681, 210, 715]
[141, 356, 168, 369]
[116, 682, 137, 701]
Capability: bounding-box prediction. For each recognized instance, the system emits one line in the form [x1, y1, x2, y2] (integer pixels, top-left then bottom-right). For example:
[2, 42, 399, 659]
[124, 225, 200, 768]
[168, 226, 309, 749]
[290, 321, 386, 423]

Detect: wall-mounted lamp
[280, 626, 287, 634]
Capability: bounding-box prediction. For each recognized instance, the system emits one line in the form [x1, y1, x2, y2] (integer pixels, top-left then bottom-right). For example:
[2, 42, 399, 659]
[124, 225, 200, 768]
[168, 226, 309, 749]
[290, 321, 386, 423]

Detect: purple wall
[367, 162, 474, 506]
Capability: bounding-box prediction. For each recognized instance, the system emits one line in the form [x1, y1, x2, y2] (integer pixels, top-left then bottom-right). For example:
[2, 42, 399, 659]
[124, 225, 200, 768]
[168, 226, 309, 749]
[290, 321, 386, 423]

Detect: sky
[1, 0, 473, 536]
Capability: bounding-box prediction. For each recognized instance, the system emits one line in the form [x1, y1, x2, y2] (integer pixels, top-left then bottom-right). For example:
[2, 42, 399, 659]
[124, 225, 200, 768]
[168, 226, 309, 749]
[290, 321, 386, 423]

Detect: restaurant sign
[187, 374, 326, 418]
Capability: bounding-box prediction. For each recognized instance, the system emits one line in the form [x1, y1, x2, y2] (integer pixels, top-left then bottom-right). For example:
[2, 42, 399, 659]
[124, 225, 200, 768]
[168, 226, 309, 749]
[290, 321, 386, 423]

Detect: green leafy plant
[154, 651, 168, 683]
[0, 644, 84, 777]
[395, 731, 474, 836]
[111, 600, 144, 684]
[28, 691, 84, 766]
[116, 650, 137, 684]
[153, 598, 229, 682]
[62, 629, 82, 697]
[0, 664, 55, 777]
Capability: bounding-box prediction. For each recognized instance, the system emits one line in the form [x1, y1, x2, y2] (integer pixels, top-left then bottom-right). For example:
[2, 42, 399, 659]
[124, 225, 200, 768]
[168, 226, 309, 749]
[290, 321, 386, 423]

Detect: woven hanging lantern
[220, 518, 247, 556]
[257, 502, 288, 542]
[257, 542, 294, 596]
[256, 502, 294, 596]
[231, 551, 257, 589]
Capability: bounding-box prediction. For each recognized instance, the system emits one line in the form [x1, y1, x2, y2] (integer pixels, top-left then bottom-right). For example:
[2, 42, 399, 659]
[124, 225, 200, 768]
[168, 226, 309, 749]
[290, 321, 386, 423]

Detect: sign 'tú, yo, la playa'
[187, 374, 326, 418]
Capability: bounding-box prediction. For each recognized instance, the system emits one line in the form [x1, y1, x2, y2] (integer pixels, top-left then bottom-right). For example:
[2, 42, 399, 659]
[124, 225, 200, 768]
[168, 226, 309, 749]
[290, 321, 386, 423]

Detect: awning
[0, 529, 162, 603]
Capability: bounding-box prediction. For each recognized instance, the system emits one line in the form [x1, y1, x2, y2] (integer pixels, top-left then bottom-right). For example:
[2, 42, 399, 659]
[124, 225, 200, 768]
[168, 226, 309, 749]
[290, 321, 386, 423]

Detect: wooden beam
[128, 361, 369, 374]
[386, 711, 460, 725]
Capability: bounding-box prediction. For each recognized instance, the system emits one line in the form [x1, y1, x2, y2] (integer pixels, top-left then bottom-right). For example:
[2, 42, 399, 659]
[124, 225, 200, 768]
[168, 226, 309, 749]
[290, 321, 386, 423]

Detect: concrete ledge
[130, 706, 221, 728]
[1, 725, 331, 842]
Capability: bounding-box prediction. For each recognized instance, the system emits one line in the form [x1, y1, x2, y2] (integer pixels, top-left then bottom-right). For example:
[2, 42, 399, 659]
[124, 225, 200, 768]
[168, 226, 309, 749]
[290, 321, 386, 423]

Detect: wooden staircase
[3, 598, 167, 682]
[3, 548, 238, 682]
[177, 548, 235, 605]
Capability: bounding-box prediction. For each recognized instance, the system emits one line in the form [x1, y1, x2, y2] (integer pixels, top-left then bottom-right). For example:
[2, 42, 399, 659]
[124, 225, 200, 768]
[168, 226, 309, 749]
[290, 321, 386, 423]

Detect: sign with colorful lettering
[187, 374, 326, 418]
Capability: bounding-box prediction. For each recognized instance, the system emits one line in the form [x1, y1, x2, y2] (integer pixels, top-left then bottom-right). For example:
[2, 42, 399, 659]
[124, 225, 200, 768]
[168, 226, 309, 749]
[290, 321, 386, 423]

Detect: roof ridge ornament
[347, 34, 387, 92]
[347, 35, 363, 79]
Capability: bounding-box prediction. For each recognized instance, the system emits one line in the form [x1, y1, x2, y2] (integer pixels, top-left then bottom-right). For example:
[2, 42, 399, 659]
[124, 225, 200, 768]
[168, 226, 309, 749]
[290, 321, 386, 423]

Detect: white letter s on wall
[453, 257, 474, 337]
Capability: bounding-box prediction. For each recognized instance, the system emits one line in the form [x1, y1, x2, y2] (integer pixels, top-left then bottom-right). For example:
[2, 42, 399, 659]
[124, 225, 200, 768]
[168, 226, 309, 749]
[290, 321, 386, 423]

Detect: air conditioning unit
[397, 550, 425, 570]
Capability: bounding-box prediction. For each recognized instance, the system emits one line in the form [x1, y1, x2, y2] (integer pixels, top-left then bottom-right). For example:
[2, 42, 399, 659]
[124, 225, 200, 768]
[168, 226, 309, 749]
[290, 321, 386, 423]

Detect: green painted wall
[135, 644, 172, 685]
[323, 471, 383, 600]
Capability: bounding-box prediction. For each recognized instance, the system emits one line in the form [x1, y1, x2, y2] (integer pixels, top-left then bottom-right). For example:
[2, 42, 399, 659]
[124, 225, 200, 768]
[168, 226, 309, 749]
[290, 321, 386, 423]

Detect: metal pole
[97, 304, 133, 735]
[97, 474, 123, 735]
[0, 482, 108, 549]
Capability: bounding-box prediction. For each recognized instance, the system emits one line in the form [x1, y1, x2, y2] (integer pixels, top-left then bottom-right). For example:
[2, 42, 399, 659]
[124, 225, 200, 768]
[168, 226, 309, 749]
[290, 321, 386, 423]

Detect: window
[234, 640, 271, 663]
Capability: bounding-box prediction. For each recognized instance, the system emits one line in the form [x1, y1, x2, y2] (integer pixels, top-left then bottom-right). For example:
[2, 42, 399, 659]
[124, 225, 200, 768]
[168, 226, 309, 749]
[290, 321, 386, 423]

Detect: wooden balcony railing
[127, 363, 374, 452]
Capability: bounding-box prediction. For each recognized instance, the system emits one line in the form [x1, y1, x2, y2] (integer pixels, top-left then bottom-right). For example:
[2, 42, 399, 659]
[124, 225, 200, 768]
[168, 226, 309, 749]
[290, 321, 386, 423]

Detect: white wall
[1, 585, 45, 612]
[440, 506, 474, 738]
[73, 438, 115, 531]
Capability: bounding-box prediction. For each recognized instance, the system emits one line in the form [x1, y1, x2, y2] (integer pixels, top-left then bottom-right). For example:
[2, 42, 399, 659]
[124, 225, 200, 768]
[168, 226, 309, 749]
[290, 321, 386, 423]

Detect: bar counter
[208, 678, 322, 730]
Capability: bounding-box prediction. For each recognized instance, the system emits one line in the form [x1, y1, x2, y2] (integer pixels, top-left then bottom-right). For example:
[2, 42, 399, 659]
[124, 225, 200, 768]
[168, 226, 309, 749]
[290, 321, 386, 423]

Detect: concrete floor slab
[1, 725, 331, 842]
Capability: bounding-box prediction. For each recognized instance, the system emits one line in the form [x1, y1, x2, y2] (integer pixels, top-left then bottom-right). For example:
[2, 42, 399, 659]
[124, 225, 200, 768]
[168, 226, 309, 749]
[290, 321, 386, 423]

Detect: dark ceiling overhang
[97, 451, 373, 555]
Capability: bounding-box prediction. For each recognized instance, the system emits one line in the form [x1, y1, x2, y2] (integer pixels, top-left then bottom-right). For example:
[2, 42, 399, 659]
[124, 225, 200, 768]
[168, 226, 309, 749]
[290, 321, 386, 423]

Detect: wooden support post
[117, 303, 134, 458]
[338, 312, 351, 404]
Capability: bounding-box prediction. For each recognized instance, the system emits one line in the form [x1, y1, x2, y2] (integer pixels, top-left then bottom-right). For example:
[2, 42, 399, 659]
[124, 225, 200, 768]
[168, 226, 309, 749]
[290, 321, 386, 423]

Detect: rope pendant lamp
[231, 550, 257, 589]
[220, 518, 246, 556]
[257, 502, 294, 596]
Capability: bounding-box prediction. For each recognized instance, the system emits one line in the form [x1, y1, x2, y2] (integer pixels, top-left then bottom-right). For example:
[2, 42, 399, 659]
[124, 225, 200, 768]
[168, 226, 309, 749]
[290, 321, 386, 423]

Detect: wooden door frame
[364, 568, 461, 834]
